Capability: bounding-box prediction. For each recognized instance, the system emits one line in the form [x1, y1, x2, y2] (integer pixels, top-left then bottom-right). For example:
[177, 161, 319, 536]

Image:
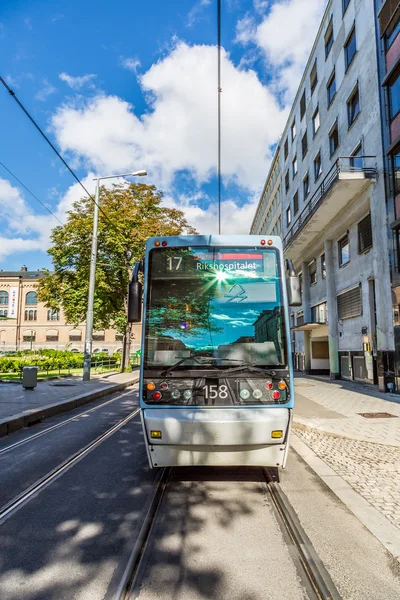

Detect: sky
[0, 0, 327, 271]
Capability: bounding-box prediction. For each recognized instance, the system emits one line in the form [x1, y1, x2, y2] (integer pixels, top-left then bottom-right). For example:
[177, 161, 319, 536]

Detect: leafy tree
[38, 182, 197, 368]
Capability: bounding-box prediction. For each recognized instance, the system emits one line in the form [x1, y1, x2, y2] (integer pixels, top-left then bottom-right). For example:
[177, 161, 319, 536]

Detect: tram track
[0, 386, 138, 456]
[112, 466, 342, 600]
[0, 406, 141, 525]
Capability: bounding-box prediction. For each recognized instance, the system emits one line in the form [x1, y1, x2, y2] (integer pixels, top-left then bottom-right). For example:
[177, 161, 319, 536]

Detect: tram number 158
[202, 384, 228, 400]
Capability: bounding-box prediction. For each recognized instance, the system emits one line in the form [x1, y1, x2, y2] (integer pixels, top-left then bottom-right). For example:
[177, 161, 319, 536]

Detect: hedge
[0, 350, 120, 373]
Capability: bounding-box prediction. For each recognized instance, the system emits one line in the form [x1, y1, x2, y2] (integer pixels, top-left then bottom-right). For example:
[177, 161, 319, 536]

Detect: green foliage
[37, 182, 197, 333]
[0, 349, 120, 373]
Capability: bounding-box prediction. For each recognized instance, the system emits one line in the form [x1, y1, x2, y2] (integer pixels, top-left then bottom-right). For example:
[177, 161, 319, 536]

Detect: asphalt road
[0, 389, 399, 600]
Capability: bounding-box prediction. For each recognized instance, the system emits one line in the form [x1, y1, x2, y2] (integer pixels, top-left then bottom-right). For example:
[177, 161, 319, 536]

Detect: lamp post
[83, 170, 147, 381]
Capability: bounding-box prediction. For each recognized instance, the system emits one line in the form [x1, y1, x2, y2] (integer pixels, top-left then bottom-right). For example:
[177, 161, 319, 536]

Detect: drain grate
[358, 412, 398, 419]
[51, 383, 77, 387]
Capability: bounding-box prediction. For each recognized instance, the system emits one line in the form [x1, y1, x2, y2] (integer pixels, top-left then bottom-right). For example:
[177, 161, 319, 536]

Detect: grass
[0, 363, 119, 382]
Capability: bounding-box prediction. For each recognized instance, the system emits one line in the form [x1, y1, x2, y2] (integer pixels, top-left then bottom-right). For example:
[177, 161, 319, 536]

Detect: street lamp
[83, 170, 147, 381]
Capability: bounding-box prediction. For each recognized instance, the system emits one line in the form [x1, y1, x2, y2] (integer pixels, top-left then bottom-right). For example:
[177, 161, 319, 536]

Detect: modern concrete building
[0, 267, 141, 354]
[250, 146, 282, 236]
[252, 0, 396, 391]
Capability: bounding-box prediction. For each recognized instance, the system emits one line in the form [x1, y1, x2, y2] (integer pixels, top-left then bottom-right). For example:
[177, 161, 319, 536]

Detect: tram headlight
[272, 390, 280, 400]
[171, 389, 181, 399]
[146, 382, 155, 391]
[160, 382, 169, 391]
[240, 389, 250, 400]
[271, 430, 283, 439]
[266, 381, 273, 390]
[183, 389, 192, 400]
[152, 391, 162, 400]
[252, 389, 263, 399]
[278, 380, 287, 390]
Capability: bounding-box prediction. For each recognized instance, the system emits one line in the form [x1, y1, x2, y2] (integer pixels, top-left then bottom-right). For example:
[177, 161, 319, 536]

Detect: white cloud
[187, 0, 212, 28]
[59, 72, 97, 90]
[35, 79, 56, 102]
[51, 42, 286, 193]
[237, 0, 326, 101]
[120, 56, 141, 73]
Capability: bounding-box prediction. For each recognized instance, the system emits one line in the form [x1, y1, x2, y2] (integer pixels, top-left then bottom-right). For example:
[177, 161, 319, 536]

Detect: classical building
[0, 267, 141, 354]
[250, 146, 282, 236]
[252, 0, 397, 391]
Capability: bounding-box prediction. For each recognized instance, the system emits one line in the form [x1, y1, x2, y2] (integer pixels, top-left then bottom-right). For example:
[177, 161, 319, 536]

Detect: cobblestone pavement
[294, 428, 400, 530]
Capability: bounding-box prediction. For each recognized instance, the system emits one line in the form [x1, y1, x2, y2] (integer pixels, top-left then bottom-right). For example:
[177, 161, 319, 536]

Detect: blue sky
[0, 0, 326, 270]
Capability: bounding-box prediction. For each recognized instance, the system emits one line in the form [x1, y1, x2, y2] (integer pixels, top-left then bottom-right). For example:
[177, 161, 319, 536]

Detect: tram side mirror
[128, 280, 142, 323]
[286, 259, 302, 307]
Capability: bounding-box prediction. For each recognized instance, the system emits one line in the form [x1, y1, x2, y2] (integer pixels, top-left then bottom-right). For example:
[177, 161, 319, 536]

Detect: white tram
[128, 235, 301, 470]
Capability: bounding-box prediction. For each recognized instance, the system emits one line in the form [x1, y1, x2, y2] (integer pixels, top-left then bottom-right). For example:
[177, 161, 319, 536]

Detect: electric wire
[217, 0, 222, 235]
[0, 75, 122, 234]
[0, 161, 64, 225]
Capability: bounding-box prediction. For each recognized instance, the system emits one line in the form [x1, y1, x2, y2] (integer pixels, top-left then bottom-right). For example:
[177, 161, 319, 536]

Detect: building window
[47, 309, 60, 321]
[300, 90, 306, 120]
[350, 143, 363, 170]
[292, 155, 298, 178]
[302, 131, 308, 159]
[325, 17, 334, 58]
[384, 17, 400, 51]
[327, 69, 336, 107]
[392, 152, 400, 194]
[297, 311, 304, 326]
[310, 60, 318, 94]
[93, 331, 105, 341]
[339, 234, 350, 266]
[46, 330, 59, 342]
[115, 333, 124, 341]
[312, 106, 320, 136]
[23, 332, 36, 343]
[291, 119, 296, 141]
[358, 213, 373, 253]
[0, 291, 8, 305]
[314, 151, 322, 181]
[25, 309, 37, 321]
[309, 260, 317, 285]
[25, 291, 38, 305]
[293, 191, 299, 216]
[286, 206, 292, 226]
[311, 302, 327, 323]
[285, 170, 290, 192]
[0, 309, 8, 318]
[388, 71, 400, 121]
[329, 121, 339, 156]
[303, 172, 310, 199]
[344, 26, 357, 70]
[69, 329, 82, 342]
[347, 84, 360, 127]
[343, 0, 351, 15]
[284, 138, 289, 160]
[321, 254, 326, 278]
[337, 286, 362, 320]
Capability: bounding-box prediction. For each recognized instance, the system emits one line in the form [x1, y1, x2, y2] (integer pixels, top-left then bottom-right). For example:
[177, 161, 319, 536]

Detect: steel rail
[111, 467, 170, 600]
[263, 468, 342, 600]
[0, 386, 138, 456]
[0, 407, 141, 525]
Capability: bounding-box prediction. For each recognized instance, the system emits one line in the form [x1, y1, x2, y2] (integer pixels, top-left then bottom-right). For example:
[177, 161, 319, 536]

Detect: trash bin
[22, 366, 38, 390]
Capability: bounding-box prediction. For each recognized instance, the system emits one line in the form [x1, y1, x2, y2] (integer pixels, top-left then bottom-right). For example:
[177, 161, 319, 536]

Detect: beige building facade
[0, 267, 141, 354]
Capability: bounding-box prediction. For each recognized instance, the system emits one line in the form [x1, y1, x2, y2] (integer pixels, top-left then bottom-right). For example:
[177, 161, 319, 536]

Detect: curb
[292, 419, 400, 447]
[0, 375, 139, 438]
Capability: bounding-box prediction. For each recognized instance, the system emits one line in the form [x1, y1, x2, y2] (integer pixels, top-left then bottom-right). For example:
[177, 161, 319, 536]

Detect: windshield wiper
[215, 363, 277, 377]
[161, 357, 246, 377]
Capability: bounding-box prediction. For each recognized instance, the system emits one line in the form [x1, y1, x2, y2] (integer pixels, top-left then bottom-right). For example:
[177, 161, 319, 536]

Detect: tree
[38, 182, 197, 369]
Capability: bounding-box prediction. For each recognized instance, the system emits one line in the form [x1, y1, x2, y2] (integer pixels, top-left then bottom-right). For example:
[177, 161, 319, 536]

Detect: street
[0, 381, 399, 599]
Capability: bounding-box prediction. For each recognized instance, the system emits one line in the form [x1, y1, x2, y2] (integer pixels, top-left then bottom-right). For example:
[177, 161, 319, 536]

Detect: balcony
[283, 157, 376, 262]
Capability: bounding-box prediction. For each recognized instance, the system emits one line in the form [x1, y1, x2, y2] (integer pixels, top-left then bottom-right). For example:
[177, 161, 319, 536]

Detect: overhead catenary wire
[217, 0, 222, 235]
[0, 161, 64, 225]
[0, 75, 122, 234]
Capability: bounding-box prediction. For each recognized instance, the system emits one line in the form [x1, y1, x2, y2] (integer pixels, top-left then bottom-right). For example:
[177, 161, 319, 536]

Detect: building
[252, 0, 396, 391]
[0, 267, 141, 354]
[250, 146, 282, 236]
[375, 0, 400, 390]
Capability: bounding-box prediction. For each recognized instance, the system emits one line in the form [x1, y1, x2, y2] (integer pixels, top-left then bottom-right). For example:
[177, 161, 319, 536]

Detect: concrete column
[301, 262, 311, 323]
[324, 239, 340, 378]
[303, 330, 311, 372]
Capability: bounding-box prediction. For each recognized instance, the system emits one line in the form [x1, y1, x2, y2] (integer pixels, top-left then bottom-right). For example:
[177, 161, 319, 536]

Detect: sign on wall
[9, 287, 19, 319]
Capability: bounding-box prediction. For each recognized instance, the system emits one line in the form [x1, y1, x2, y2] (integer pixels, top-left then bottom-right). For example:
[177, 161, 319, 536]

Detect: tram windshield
[144, 246, 288, 370]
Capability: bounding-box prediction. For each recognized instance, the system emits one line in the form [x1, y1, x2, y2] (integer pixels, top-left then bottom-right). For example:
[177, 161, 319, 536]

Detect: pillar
[324, 239, 340, 378]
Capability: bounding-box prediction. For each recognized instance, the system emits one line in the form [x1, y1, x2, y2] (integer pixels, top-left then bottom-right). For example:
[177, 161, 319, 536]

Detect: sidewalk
[292, 375, 400, 551]
[0, 371, 139, 437]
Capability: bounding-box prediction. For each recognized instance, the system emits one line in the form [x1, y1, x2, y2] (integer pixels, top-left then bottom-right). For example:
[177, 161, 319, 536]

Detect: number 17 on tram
[128, 235, 301, 472]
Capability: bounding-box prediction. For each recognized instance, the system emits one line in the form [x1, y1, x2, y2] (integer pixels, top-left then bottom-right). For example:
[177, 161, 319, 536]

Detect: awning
[291, 322, 327, 332]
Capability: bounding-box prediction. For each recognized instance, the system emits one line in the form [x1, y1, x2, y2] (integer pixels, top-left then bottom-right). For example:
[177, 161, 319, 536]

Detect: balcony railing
[283, 156, 377, 250]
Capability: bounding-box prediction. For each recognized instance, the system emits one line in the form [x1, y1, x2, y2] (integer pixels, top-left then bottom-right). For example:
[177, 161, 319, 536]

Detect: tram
[128, 235, 301, 470]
